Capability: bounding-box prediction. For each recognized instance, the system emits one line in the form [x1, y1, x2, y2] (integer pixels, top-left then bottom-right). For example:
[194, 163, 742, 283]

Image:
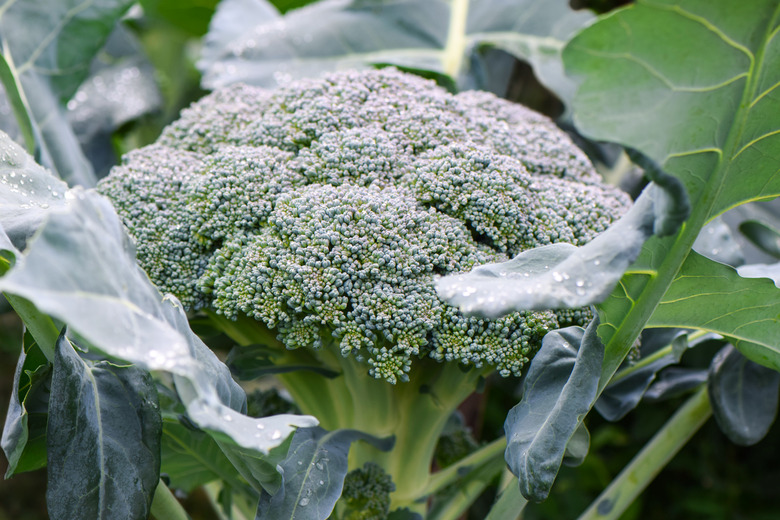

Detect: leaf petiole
[577, 385, 712, 520]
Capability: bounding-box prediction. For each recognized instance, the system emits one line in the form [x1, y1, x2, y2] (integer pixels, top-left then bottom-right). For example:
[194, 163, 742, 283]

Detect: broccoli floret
[98, 68, 629, 384]
[334, 462, 395, 520]
[434, 413, 481, 469]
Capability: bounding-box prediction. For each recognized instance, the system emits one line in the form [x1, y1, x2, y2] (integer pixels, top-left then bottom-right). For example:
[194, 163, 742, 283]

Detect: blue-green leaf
[0, 132, 69, 249]
[595, 329, 688, 421]
[436, 184, 670, 318]
[708, 345, 780, 446]
[256, 427, 394, 520]
[200, 0, 591, 103]
[46, 332, 161, 520]
[0, 0, 138, 185]
[504, 318, 603, 502]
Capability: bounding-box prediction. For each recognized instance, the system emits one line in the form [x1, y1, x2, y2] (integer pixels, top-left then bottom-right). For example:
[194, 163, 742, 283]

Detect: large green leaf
[46, 332, 161, 520]
[199, 0, 591, 102]
[565, 0, 780, 217]
[0, 0, 136, 185]
[648, 251, 780, 370]
[563, 0, 780, 386]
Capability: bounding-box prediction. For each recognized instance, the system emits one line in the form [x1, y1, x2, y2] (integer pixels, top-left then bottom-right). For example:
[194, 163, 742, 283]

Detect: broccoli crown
[98, 68, 630, 383]
[335, 462, 395, 520]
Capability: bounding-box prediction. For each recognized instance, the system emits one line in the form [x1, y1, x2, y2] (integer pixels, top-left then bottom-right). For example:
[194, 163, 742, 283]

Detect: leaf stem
[151, 479, 191, 520]
[485, 475, 527, 520]
[428, 454, 506, 520]
[608, 329, 707, 385]
[442, 0, 469, 78]
[577, 385, 712, 520]
[423, 436, 507, 497]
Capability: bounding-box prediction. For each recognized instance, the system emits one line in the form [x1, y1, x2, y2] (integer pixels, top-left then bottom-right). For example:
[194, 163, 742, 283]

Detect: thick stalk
[577, 386, 712, 520]
[208, 313, 488, 511]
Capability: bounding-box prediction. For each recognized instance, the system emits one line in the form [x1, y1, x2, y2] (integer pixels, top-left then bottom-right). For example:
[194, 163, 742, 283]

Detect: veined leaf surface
[200, 0, 592, 103]
[0, 0, 136, 185]
[564, 0, 780, 382]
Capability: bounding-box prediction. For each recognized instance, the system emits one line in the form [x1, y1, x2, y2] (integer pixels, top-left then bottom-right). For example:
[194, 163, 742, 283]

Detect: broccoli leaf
[256, 427, 394, 520]
[199, 0, 592, 102]
[708, 345, 780, 446]
[560, 0, 780, 388]
[161, 423, 235, 490]
[0, 0, 137, 185]
[46, 331, 161, 520]
[594, 329, 689, 421]
[565, 0, 780, 215]
[504, 318, 603, 502]
[647, 251, 780, 371]
[0, 134, 317, 465]
[435, 183, 671, 318]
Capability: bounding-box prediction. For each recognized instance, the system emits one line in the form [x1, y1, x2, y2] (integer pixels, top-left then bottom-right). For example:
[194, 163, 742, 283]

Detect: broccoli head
[98, 68, 630, 384]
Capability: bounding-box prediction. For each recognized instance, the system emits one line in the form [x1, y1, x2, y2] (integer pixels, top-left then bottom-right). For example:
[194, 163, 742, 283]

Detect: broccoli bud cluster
[98, 68, 630, 383]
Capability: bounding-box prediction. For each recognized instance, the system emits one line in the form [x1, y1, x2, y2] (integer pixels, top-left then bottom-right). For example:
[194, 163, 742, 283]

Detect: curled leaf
[504, 317, 603, 501]
[708, 345, 780, 446]
[436, 183, 673, 318]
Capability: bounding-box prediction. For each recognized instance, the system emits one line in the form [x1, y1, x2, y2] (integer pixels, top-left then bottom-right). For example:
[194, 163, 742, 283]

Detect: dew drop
[223, 414, 233, 422]
[552, 272, 563, 282]
[256, 423, 265, 430]
[575, 280, 585, 287]
[299, 498, 309, 507]
[271, 430, 282, 440]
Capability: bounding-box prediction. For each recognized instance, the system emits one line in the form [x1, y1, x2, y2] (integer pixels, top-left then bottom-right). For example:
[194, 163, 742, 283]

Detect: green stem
[207, 313, 490, 513]
[423, 436, 506, 497]
[6, 294, 59, 363]
[442, 0, 469, 77]
[607, 329, 707, 386]
[428, 455, 506, 520]
[485, 476, 527, 520]
[151, 479, 191, 520]
[577, 386, 712, 520]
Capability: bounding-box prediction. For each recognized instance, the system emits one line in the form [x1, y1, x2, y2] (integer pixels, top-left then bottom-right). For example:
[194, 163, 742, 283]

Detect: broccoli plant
[1, 1, 779, 520]
[95, 67, 629, 512]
